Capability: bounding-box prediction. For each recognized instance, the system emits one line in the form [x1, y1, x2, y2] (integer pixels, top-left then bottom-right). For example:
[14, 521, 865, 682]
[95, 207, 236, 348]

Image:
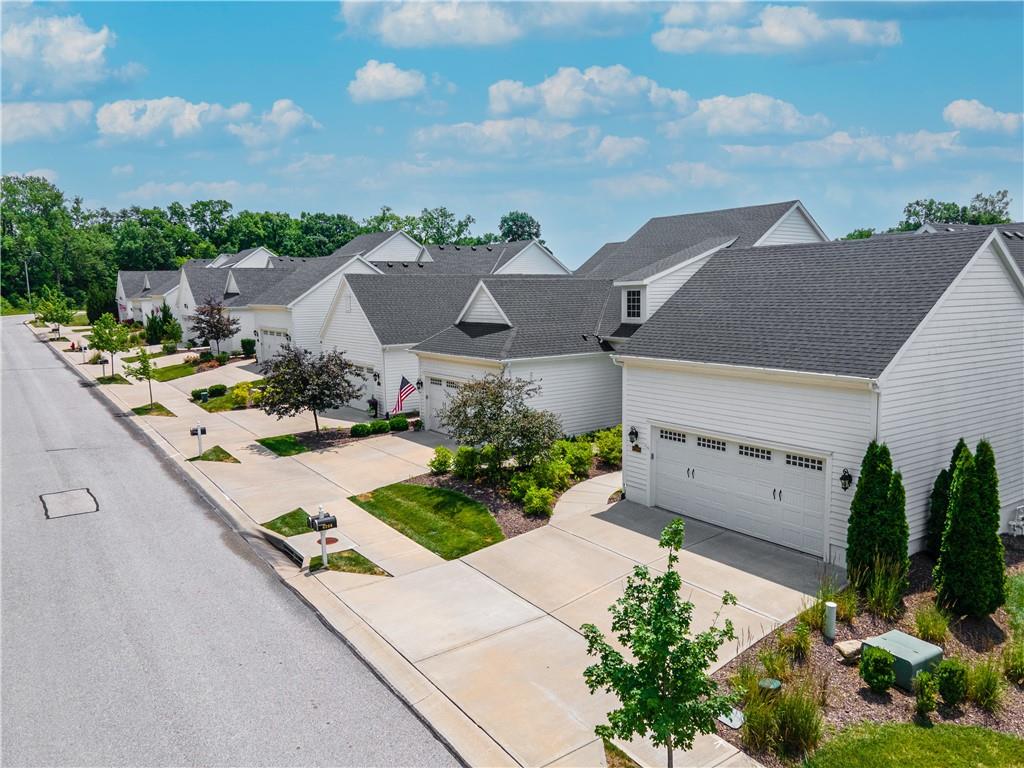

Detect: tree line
[842, 190, 1013, 240]
[0, 173, 543, 311]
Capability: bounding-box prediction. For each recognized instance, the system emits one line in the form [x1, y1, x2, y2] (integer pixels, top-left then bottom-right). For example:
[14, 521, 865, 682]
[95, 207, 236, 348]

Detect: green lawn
[198, 393, 239, 413]
[262, 508, 310, 537]
[151, 362, 198, 382]
[70, 311, 88, 325]
[350, 483, 503, 560]
[123, 350, 170, 363]
[803, 723, 1024, 768]
[96, 374, 131, 384]
[131, 402, 175, 417]
[309, 549, 389, 576]
[257, 434, 308, 457]
[188, 445, 239, 463]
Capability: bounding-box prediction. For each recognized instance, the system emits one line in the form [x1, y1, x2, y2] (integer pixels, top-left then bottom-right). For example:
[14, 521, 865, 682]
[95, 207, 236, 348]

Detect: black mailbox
[307, 513, 337, 532]
[189, 426, 208, 436]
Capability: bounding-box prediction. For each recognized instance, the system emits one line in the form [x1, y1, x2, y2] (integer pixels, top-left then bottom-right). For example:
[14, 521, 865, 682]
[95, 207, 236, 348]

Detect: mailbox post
[81, 343, 89, 365]
[189, 423, 207, 455]
[307, 504, 338, 571]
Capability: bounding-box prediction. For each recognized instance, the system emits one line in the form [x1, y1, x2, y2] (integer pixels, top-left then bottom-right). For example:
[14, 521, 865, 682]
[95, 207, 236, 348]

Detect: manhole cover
[40, 488, 98, 519]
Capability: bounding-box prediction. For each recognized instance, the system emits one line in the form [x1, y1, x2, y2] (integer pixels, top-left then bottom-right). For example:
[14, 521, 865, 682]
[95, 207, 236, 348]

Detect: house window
[696, 436, 726, 451]
[445, 380, 460, 389]
[659, 429, 685, 443]
[625, 289, 641, 319]
[739, 444, 772, 461]
[429, 377, 442, 386]
[786, 453, 823, 471]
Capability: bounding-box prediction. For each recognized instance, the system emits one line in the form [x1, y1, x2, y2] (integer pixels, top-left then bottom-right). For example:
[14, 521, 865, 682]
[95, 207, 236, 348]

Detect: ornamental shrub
[368, 419, 389, 434]
[777, 622, 810, 663]
[934, 657, 968, 706]
[934, 443, 1006, 618]
[968, 656, 1005, 712]
[507, 473, 536, 503]
[478, 443, 503, 484]
[531, 457, 573, 493]
[230, 382, 253, 409]
[927, 439, 968, 557]
[453, 446, 479, 481]
[428, 446, 453, 475]
[847, 442, 909, 592]
[161, 340, 178, 355]
[191, 388, 205, 401]
[350, 423, 372, 438]
[552, 439, 593, 479]
[241, 338, 256, 357]
[214, 352, 229, 365]
[199, 351, 214, 363]
[388, 415, 409, 432]
[595, 425, 622, 467]
[913, 671, 938, 715]
[208, 384, 228, 398]
[523, 486, 556, 518]
[1002, 637, 1024, 685]
[914, 603, 949, 644]
[859, 645, 896, 693]
[773, 679, 823, 758]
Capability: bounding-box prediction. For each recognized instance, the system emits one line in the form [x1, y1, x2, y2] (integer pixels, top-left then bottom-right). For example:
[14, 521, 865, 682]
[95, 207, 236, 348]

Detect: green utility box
[863, 630, 943, 691]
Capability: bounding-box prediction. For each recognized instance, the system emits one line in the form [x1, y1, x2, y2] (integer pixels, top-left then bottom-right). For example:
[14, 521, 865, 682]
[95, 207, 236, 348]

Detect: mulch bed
[712, 551, 1024, 767]
[406, 457, 618, 540]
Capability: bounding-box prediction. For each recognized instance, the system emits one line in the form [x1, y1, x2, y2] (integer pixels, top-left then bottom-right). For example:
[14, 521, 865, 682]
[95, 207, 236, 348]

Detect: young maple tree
[89, 312, 132, 370]
[188, 296, 240, 353]
[258, 344, 363, 434]
[582, 519, 738, 768]
[123, 346, 157, 405]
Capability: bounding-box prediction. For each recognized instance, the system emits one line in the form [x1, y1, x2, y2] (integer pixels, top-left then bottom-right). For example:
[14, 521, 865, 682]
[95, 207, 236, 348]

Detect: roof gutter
[613, 353, 879, 390]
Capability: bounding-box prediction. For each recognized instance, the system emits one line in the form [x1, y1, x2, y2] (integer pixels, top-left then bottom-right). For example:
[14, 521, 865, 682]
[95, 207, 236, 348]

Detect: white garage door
[653, 428, 827, 556]
[349, 364, 375, 410]
[426, 376, 462, 433]
[258, 328, 289, 362]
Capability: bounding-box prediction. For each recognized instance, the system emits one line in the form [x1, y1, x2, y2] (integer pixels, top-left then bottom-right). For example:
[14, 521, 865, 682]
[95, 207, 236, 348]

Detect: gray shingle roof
[413, 277, 615, 360]
[578, 200, 798, 280]
[620, 229, 1001, 378]
[868, 222, 1024, 272]
[215, 247, 261, 267]
[616, 236, 737, 282]
[328, 232, 395, 258]
[574, 242, 623, 276]
[345, 275, 481, 345]
[120, 270, 180, 299]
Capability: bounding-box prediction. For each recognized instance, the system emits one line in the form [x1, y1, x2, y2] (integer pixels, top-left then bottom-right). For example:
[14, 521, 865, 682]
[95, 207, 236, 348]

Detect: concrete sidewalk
[43, 324, 808, 767]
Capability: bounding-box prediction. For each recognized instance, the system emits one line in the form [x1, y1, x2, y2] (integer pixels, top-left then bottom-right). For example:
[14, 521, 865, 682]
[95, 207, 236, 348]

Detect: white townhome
[116, 270, 181, 324]
[615, 227, 1024, 565]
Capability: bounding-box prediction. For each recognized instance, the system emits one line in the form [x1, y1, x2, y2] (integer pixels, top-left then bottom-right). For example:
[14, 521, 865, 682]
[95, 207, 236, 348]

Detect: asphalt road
[1, 317, 457, 768]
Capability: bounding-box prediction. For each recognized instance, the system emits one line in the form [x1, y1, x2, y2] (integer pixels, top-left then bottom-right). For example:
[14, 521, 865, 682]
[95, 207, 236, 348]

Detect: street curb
[37, 328, 473, 768]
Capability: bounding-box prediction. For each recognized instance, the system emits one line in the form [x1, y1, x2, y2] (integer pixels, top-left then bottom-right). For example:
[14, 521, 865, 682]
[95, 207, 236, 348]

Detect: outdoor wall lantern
[628, 426, 639, 444]
[840, 468, 854, 491]
[415, 378, 423, 390]
[372, 371, 381, 384]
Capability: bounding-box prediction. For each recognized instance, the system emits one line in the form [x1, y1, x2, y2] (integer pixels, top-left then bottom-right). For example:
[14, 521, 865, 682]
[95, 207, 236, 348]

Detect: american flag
[393, 376, 416, 413]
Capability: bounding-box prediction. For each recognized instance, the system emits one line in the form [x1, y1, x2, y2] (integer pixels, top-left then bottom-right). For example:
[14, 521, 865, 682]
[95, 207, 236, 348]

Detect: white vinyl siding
[366, 232, 424, 263]
[758, 206, 826, 246]
[508, 354, 621, 435]
[291, 270, 346, 355]
[461, 290, 508, 324]
[645, 256, 713, 317]
[321, 284, 384, 373]
[382, 347, 422, 414]
[232, 246, 274, 268]
[622, 360, 875, 566]
[877, 241, 1024, 546]
[495, 242, 568, 275]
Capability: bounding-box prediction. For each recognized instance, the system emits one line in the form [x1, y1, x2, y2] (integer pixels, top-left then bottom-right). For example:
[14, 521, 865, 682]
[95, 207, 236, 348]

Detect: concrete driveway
[322, 472, 828, 767]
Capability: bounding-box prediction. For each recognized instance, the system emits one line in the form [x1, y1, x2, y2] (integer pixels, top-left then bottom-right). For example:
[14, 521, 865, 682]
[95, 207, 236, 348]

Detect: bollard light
[824, 600, 837, 641]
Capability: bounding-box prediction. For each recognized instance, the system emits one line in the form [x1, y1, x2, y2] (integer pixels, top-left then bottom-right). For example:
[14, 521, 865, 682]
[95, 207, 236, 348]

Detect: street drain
[40, 488, 98, 519]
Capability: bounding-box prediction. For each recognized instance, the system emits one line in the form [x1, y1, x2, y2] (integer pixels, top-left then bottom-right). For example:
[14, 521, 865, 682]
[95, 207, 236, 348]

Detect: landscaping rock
[835, 639, 863, 663]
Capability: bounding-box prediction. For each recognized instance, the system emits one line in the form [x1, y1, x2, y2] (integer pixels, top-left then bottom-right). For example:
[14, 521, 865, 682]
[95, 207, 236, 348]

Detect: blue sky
[3, 1, 1022, 267]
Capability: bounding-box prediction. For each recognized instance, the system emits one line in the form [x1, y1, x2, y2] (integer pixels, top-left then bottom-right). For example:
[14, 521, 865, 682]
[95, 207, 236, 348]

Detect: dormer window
[625, 289, 641, 319]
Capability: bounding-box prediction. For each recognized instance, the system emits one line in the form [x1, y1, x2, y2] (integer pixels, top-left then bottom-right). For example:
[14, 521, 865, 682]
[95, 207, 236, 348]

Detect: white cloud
[1, 100, 93, 143]
[1, 14, 119, 94]
[225, 99, 320, 147]
[943, 99, 1022, 134]
[653, 5, 900, 55]
[414, 117, 597, 155]
[96, 97, 250, 140]
[277, 153, 338, 176]
[111, 164, 134, 176]
[340, 1, 647, 47]
[663, 93, 829, 136]
[348, 59, 427, 102]
[662, 3, 750, 26]
[124, 179, 269, 203]
[10, 168, 60, 182]
[595, 160, 732, 198]
[489, 64, 690, 118]
[723, 129, 961, 170]
[591, 135, 648, 165]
